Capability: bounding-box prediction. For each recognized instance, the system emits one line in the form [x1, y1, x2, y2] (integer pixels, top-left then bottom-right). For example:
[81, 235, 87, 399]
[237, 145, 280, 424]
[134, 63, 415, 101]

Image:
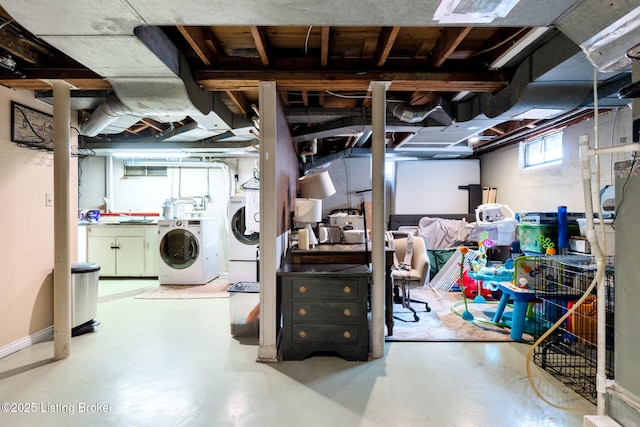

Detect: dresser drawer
[288, 277, 361, 300]
[292, 301, 359, 323]
[291, 323, 360, 344]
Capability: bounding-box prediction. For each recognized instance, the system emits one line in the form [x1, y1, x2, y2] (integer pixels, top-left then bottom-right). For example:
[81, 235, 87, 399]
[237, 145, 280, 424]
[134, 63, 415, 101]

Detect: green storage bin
[517, 223, 579, 253]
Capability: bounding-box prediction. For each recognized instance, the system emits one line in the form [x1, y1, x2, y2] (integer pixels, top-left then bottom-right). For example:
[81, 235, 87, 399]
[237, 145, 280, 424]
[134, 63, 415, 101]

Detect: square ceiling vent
[434, 0, 520, 23]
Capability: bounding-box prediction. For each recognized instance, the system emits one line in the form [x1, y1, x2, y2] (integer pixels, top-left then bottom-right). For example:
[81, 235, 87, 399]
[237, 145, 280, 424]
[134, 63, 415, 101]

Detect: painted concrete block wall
[480, 107, 633, 213]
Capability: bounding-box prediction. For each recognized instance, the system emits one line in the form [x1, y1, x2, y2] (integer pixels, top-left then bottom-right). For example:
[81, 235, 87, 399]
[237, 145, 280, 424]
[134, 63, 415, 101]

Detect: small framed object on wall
[10, 101, 54, 150]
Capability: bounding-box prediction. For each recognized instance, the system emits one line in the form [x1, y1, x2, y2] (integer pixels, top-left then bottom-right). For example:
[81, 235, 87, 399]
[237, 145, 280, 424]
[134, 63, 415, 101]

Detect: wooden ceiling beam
[0, 25, 45, 64]
[320, 26, 330, 67]
[225, 90, 250, 116]
[250, 26, 270, 66]
[375, 26, 400, 67]
[177, 26, 213, 65]
[195, 70, 506, 92]
[432, 27, 473, 67]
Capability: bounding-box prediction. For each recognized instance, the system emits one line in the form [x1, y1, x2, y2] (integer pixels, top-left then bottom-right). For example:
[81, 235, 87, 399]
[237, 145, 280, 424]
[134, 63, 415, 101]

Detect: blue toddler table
[491, 282, 538, 341]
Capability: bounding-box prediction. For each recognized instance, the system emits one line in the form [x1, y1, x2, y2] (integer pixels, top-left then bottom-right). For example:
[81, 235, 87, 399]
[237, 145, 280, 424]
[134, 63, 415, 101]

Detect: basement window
[519, 131, 563, 169]
[124, 165, 167, 177]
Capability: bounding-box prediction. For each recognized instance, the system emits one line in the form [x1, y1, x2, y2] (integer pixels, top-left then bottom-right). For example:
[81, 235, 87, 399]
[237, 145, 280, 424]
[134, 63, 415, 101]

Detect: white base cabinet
[87, 225, 158, 277]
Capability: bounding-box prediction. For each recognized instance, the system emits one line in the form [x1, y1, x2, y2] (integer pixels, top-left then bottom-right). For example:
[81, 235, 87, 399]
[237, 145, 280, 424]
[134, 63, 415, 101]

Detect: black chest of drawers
[278, 264, 370, 361]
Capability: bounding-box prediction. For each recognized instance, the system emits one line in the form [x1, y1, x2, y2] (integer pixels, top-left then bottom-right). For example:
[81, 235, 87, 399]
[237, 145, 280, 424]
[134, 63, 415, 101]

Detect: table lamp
[295, 169, 336, 249]
[294, 198, 322, 248]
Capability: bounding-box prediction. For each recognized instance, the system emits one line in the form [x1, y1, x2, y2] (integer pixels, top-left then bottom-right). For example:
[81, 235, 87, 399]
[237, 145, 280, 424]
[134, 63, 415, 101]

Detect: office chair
[389, 234, 431, 322]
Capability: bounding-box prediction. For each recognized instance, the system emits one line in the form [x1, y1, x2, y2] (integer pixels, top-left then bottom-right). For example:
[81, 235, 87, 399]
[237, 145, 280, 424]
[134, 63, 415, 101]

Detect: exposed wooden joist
[432, 27, 473, 68]
[0, 26, 43, 64]
[301, 90, 309, 107]
[250, 26, 270, 66]
[225, 90, 250, 116]
[320, 26, 330, 67]
[195, 70, 506, 93]
[375, 26, 400, 67]
[203, 27, 226, 58]
[140, 119, 164, 132]
[177, 26, 213, 65]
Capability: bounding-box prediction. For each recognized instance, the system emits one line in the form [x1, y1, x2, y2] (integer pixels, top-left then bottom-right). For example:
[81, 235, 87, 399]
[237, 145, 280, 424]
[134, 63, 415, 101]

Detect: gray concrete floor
[0, 279, 595, 426]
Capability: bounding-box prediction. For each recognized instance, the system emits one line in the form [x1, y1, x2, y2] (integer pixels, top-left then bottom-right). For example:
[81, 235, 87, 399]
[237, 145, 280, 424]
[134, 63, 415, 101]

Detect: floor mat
[386, 287, 534, 342]
[135, 276, 230, 299]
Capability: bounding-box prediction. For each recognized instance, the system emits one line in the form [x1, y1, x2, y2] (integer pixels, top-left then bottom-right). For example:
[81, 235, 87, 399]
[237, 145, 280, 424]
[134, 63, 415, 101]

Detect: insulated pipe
[52, 81, 72, 360]
[370, 82, 387, 358]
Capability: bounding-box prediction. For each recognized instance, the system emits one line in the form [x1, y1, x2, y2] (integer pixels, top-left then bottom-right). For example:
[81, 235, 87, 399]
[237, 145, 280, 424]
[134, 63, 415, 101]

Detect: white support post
[52, 80, 72, 360]
[370, 81, 388, 358]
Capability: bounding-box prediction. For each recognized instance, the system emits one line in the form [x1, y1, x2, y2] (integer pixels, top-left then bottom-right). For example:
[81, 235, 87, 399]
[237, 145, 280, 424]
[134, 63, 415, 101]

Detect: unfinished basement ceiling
[0, 1, 638, 167]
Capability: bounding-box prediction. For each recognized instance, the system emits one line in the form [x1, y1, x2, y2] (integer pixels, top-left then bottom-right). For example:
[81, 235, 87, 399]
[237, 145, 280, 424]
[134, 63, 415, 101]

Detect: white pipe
[580, 134, 640, 415]
[52, 80, 72, 360]
[370, 82, 387, 358]
[105, 155, 113, 212]
[299, 139, 318, 163]
[582, 143, 640, 157]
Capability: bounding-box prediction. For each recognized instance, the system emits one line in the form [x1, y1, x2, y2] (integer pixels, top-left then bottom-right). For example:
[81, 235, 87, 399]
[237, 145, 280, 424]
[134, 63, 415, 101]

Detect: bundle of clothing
[418, 216, 470, 249]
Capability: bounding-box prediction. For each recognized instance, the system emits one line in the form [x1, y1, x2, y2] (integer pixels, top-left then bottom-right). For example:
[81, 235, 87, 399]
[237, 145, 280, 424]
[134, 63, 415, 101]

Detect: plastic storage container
[71, 262, 101, 335]
[517, 223, 579, 253]
[467, 220, 517, 245]
[227, 282, 260, 337]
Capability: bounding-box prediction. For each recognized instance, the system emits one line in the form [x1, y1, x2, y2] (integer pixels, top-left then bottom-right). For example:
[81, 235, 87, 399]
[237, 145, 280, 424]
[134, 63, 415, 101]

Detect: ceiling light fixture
[490, 27, 549, 69]
[627, 42, 640, 60]
[580, 6, 640, 72]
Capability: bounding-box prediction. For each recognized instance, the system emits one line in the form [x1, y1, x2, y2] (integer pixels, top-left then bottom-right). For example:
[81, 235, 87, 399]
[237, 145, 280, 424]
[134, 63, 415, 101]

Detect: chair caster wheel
[425, 303, 431, 312]
[413, 314, 420, 322]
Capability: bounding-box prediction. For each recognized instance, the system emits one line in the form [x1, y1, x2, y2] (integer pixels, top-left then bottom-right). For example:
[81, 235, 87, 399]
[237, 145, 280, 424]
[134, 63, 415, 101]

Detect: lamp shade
[298, 170, 336, 199]
[294, 198, 322, 223]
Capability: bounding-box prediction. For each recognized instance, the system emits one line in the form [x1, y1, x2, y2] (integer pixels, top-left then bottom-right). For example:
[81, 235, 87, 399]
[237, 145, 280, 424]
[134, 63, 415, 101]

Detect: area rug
[135, 276, 230, 299]
[386, 287, 534, 343]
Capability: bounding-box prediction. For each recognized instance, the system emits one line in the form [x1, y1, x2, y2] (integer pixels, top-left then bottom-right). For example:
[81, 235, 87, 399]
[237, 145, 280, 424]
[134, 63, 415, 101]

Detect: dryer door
[231, 206, 260, 246]
[159, 229, 199, 269]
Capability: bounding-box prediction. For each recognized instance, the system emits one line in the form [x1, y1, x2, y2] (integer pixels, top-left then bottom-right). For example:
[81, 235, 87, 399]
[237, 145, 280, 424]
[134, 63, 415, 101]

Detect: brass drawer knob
[298, 308, 307, 316]
[298, 330, 307, 338]
[343, 308, 351, 316]
[298, 285, 306, 294]
[343, 286, 351, 294]
[343, 331, 352, 339]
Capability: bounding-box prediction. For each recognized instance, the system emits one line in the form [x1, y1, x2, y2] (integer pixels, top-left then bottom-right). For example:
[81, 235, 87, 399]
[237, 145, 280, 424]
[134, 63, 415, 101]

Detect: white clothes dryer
[158, 218, 219, 285]
[228, 195, 259, 283]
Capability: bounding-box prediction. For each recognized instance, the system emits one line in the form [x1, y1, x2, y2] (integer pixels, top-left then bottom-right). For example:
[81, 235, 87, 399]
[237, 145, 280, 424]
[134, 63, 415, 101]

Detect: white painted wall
[394, 159, 480, 214]
[321, 157, 372, 215]
[480, 107, 633, 213]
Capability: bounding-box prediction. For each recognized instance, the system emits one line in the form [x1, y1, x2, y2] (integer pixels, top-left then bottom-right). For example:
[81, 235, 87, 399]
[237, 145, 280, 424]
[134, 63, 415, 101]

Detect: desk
[491, 282, 538, 341]
[289, 244, 396, 335]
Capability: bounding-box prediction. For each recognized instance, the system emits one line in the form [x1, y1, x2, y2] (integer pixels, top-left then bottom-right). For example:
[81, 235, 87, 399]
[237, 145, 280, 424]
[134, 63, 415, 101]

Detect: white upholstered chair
[390, 235, 431, 322]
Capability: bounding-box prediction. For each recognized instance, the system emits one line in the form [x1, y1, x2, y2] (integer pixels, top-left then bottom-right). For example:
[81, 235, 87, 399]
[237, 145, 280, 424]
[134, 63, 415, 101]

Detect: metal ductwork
[0, 3, 238, 141]
[474, 31, 631, 122]
[387, 97, 454, 126]
[79, 26, 224, 137]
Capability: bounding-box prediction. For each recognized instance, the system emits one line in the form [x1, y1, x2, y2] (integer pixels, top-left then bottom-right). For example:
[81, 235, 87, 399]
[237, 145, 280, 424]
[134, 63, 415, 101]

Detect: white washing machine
[158, 218, 219, 285]
[228, 195, 259, 283]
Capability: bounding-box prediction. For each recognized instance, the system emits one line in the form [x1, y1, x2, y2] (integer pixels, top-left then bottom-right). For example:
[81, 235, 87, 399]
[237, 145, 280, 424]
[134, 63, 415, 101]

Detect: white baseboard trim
[0, 326, 54, 359]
